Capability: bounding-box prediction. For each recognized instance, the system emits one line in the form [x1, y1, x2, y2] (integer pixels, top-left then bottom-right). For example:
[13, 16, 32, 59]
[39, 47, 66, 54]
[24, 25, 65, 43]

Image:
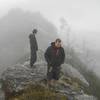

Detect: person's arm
[29, 34, 31, 41]
[29, 34, 32, 47]
[61, 48, 65, 64]
[34, 35, 38, 51]
[44, 47, 51, 65]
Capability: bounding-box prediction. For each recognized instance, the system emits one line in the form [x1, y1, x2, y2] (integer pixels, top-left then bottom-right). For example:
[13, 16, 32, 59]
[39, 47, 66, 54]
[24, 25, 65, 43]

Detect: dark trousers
[30, 51, 37, 67]
[47, 65, 61, 80]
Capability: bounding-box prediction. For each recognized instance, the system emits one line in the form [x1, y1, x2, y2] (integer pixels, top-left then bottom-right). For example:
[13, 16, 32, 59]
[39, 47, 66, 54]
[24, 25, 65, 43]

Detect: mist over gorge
[0, 8, 57, 71]
[0, 8, 100, 77]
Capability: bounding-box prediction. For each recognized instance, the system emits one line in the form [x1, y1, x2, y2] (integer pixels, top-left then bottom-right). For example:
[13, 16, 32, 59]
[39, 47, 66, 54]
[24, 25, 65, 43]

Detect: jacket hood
[51, 42, 55, 47]
[51, 42, 62, 48]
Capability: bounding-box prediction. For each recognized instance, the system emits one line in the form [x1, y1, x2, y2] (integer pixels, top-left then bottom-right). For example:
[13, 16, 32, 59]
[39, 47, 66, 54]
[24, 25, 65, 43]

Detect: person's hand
[48, 62, 52, 66]
[49, 67, 52, 72]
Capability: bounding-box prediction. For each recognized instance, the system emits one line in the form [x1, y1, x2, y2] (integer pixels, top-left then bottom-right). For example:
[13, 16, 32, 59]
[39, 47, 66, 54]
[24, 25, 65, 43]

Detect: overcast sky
[0, 0, 100, 32]
[0, 0, 100, 50]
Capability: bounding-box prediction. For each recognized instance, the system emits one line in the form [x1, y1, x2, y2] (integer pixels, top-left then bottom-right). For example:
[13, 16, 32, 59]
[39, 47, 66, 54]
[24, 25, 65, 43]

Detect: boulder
[1, 61, 47, 92]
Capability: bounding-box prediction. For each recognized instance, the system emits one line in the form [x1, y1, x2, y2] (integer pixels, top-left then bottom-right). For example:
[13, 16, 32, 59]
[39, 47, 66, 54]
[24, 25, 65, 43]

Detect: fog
[0, 0, 100, 76]
[0, 0, 100, 49]
[0, 0, 100, 31]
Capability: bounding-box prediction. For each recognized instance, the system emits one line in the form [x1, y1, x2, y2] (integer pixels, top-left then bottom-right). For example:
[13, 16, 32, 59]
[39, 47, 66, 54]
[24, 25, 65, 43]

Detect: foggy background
[0, 0, 100, 76]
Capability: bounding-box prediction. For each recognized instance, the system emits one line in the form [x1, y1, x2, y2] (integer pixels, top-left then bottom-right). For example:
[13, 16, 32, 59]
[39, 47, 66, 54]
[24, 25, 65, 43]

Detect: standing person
[29, 29, 38, 67]
[44, 38, 65, 86]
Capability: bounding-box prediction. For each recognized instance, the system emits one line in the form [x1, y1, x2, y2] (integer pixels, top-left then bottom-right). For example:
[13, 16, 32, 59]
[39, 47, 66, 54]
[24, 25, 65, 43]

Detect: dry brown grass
[10, 84, 67, 100]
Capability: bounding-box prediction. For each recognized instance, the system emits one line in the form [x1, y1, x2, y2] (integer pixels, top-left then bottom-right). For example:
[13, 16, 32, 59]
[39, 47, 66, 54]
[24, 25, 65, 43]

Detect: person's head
[32, 29, 37, 34]
[55, 38, 62, 48]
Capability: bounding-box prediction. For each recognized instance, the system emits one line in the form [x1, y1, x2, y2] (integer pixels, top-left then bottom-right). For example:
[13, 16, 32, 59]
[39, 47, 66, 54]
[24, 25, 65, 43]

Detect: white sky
[0, 0, 100, 32]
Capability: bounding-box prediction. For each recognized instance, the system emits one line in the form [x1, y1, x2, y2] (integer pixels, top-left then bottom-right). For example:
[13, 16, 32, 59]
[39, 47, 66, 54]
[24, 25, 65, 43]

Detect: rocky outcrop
[0, 61, 97, 100]
[0, 51, 97, 100]
[1, 61, 47, 92]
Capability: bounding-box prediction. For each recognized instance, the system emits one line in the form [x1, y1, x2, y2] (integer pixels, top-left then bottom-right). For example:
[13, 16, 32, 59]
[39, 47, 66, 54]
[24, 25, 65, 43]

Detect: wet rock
[1, 61, 47, 92]
[0, 50, 97, 100]
[75, 94, 97, 100]
[61, 64, 89, 87]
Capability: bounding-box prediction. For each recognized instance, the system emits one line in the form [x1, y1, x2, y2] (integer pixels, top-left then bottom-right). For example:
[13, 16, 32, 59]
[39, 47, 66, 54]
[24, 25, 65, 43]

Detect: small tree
[59, 17, 70, 46]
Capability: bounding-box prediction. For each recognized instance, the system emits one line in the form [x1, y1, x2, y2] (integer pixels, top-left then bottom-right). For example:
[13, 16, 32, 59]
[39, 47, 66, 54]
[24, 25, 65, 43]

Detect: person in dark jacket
[29, 29, 38, 67]
[44, 38, 65, 86]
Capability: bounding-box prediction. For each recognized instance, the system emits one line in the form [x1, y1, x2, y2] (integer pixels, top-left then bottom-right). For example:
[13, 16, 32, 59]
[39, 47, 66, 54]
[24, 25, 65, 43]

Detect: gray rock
[61, 64, 89, 87]
[75, 94, 97, 100]
[1, 61, 47, 92]
[0, 90, 5, 100]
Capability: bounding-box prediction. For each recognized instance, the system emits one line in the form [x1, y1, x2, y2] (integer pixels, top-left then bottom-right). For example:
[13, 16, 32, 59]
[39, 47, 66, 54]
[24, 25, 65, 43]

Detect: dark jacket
[45, 42, 65, 66]
[29, 33, 38, 51]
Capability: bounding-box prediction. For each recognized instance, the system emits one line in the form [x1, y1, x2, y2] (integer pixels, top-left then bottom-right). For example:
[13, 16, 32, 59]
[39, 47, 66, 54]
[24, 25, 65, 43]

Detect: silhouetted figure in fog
[29, 29, 38, 67]
[45, 39, 65, 87]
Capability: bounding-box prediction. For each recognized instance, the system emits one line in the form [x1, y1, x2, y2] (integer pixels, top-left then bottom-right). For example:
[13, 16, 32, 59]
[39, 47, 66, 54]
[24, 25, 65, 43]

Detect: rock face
[1, 62, 97, 100]
[0, 51, 97, 100]
[1, 61, 47, 92]
[61, 64, 89, 87]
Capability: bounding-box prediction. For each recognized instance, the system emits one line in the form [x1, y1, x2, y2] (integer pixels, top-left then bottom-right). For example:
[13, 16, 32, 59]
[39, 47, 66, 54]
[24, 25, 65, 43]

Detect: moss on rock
[10, 84, 67, 100]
